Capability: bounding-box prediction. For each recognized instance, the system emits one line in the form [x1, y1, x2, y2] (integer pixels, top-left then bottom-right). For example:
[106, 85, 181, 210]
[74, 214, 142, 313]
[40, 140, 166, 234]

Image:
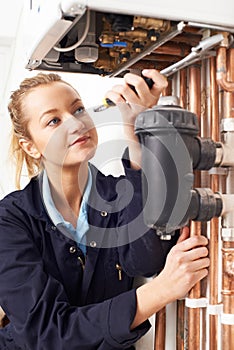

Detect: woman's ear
[19, 138, 41, 159]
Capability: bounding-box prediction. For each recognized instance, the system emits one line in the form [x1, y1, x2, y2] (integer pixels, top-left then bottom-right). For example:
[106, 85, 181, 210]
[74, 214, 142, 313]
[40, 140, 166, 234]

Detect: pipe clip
[207, 303, 223, 315]
[221, 313, 234, 325]
[221, 118, 234, 132]
[221, 228, 234, 241]
[209, 167, 228, 176]
[185, 297, 207, 308]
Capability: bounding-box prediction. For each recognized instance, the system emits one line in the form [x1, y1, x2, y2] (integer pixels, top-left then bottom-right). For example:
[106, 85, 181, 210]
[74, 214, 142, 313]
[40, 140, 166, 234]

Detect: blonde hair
[8, 73, 72, 189]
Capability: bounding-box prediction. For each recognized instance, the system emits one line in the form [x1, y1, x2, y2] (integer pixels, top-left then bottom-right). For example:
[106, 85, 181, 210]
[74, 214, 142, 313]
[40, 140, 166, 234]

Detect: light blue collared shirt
[42, 168, 92, 255]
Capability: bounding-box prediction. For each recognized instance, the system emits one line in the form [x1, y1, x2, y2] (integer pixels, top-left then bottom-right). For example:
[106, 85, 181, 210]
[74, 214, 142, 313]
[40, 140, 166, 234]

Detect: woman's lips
[70, 135, 90, 146]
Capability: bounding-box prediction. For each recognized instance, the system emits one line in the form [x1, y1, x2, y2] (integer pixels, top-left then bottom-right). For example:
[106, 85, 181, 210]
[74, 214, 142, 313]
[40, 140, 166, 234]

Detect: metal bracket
[160, 33, 224, 76]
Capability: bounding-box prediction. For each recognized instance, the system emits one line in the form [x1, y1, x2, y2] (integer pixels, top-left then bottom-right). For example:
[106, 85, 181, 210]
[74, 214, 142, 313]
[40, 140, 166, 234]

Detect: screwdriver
[93, 74, 154, 112]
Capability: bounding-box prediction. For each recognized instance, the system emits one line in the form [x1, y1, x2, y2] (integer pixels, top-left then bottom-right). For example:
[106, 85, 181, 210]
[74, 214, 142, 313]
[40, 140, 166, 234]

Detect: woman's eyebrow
[71, 98, 83, 107]
[39, 98, 83, 121]
[39, 108, 58, 121]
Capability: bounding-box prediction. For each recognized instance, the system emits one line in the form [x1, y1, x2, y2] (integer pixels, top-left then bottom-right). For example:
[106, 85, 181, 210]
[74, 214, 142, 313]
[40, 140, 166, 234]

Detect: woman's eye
[47, 117, 60, 126]
[73, 106, 85, 116]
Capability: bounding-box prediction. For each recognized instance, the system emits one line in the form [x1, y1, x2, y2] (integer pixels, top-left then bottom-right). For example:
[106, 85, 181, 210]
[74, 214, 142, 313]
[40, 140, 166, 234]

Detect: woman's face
[20, 81, 98, 168]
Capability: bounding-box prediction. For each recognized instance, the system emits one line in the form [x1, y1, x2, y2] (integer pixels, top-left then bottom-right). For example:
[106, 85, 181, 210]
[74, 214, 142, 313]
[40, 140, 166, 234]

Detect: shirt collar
[42, 167, 92, 227]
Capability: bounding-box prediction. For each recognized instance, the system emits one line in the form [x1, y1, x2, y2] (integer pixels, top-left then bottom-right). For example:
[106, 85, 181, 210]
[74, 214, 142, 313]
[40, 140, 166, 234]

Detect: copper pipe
[200, 60, 208, 140]
[209, 201, 220, 350]
[200, 60, 209, 350]
[131, 61, 159, 70]
[183, 26, 204, 34]
[188, 64, 202, 350]
[155, 307, 166, 350]
[162, 77, 172, 96]
[176, 299, 185, 350]
[223, 48, 234, 119]
[179, 69, 187, 108]
[188, 65, 201, 117]
[131, 59, 176, 71]
[143, 54, 182, 62]
[217, 47, 234, 92]
[171, 33, 202, 46]
[222, 243, 234, 349]
[220, 45, 234, 350]
[208, 56, 220, 350]
[175, 69, 188, 350]
[210, 57, 220, 142]
[153, 42, 190, 56]
[188, 222, 202, 350]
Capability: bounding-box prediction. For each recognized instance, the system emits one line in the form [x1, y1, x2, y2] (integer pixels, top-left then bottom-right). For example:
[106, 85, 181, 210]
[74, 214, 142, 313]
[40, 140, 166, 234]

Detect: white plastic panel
[25, 0, 234, 70]
[61, 0, 234, 28]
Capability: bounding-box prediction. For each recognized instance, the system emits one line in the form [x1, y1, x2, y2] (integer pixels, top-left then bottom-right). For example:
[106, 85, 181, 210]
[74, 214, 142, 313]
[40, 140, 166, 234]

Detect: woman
[0, 70, 209, 349]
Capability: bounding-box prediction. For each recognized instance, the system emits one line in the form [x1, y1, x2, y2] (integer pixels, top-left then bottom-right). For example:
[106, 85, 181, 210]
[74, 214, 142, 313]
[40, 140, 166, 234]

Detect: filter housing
[135, 105, 198, 234]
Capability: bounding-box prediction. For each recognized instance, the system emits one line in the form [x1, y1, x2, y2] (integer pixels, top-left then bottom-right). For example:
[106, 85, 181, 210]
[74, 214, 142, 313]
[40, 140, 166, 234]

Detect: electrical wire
[53, 9, 90, 53]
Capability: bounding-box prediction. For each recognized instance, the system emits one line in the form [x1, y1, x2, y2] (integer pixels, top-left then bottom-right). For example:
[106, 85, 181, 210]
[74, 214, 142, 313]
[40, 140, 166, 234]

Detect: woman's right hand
[157, 227, 210, 302]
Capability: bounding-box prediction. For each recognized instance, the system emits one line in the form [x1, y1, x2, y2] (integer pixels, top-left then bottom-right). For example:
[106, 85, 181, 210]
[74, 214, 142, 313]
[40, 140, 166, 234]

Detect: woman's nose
[65, 114, 86, 134]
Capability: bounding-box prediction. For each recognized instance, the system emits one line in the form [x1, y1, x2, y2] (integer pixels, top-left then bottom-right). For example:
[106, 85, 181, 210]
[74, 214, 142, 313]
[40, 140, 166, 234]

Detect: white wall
[0, 2, 178, 349]
[0, 0, 25, 196]
[0, 0, 126, 197]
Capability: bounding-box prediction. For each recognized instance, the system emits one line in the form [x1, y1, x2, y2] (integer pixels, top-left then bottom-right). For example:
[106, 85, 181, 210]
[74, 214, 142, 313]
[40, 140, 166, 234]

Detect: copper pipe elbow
[216, 47, 234, 92]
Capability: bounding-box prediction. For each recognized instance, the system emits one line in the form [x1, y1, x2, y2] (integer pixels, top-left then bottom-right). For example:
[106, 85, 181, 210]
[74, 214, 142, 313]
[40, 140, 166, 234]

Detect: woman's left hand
[105, 69, 168, 124]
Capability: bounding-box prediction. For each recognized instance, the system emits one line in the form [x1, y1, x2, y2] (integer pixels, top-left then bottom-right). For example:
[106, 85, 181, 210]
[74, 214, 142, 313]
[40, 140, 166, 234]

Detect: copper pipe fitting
[217, 47, 234, 92]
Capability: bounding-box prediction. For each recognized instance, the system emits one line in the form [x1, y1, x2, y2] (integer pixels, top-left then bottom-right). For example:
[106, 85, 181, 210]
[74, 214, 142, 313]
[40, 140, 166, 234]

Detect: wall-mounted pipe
[217, 47, 234, 92]
[209, 55, 220, 350]
[176, 69, 187, 350]
[187, 64, 202, 350]
[219, 45, 234, 349]
[133, 44, 234, 349]
[155, 307, 166, 350]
